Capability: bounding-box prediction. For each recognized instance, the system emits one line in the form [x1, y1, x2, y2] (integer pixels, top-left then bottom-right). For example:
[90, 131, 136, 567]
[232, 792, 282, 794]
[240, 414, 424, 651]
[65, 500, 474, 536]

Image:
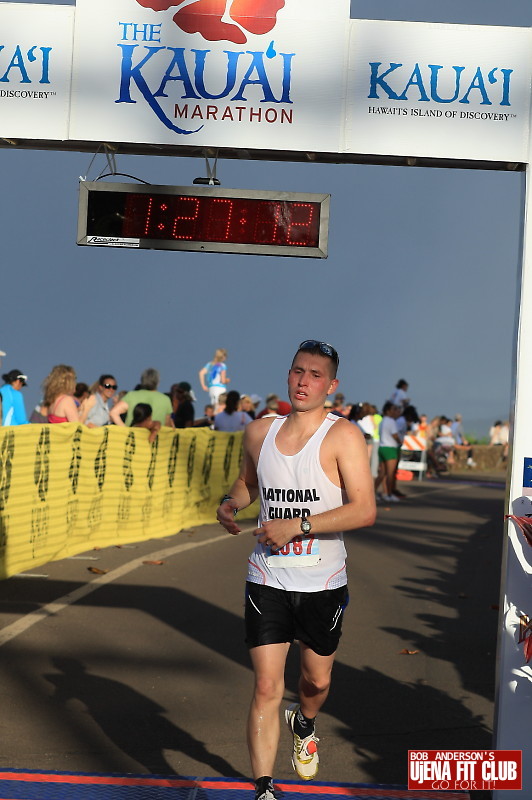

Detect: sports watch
[300, 516, 312, 534]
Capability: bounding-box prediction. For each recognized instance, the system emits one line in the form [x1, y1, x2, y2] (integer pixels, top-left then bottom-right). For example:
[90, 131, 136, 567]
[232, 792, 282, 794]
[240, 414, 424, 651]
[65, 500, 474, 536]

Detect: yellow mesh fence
[0, 424, 258, 580]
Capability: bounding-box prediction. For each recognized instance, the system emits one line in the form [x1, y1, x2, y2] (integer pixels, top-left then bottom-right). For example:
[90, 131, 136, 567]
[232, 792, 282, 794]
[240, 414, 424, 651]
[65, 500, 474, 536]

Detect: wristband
[221, 494, 238, 516]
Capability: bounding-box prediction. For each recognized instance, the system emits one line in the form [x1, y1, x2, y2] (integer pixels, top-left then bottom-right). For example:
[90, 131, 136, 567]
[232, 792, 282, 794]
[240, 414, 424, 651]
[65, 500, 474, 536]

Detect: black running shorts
[244, 581, 349, 657]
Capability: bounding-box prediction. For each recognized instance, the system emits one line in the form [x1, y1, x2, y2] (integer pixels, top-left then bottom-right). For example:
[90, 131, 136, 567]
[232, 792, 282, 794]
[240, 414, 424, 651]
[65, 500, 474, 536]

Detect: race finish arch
[1, 0, 531, 794]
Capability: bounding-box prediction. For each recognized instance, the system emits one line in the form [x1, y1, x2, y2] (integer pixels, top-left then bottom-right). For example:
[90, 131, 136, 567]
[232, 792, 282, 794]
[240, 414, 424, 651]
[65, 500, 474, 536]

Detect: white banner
[69, 0, 350, 153]
[0, 2, 74, 140]
[344, 19, 532, 163]
[2, 3, 532, 164]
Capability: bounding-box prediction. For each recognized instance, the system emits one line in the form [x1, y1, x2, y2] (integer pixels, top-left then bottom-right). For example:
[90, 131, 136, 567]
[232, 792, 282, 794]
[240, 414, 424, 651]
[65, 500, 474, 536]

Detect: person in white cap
[1, 369, 29, 425]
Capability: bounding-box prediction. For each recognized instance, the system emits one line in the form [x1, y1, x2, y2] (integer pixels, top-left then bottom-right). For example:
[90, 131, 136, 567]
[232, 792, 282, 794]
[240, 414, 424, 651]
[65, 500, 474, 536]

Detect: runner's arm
[256, 422, 376, 549]
[216, 423, 262, 534]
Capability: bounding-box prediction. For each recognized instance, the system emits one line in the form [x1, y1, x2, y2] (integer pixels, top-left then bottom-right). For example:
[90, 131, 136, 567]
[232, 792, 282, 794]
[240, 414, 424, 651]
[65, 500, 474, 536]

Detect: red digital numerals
[124, 193, 319, 247]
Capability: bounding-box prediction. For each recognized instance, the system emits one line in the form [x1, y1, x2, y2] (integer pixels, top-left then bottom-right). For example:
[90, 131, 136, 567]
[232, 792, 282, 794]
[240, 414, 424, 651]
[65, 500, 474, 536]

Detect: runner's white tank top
[247, 412, 347, 592]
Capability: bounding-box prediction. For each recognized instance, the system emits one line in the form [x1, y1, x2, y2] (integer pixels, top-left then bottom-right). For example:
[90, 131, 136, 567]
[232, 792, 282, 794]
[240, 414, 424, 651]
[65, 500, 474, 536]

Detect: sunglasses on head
[298, 339, 339, 366]
[103, 383, 117, 390]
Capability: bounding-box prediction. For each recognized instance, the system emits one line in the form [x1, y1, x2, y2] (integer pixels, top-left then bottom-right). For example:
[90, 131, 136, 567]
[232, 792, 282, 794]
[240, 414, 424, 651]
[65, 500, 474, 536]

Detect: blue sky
[0, 0, 529, 435]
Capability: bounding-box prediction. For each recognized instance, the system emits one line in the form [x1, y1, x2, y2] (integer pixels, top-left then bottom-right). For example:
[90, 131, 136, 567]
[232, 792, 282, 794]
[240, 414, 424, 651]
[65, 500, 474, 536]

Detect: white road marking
[0, 527, 254, 648]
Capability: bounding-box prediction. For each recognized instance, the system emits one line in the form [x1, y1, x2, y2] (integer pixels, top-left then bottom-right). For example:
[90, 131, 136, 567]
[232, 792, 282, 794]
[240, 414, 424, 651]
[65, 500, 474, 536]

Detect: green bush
[464, 433, 489, 445]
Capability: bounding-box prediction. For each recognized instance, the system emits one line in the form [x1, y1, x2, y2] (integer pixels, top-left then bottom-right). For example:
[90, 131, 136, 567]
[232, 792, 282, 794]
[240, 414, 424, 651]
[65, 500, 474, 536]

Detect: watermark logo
[135, 0, 285, 44]
[408, 750, 522, 792]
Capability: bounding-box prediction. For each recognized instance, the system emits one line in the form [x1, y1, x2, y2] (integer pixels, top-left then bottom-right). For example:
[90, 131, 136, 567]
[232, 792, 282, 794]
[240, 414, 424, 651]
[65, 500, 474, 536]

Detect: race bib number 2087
[266, 534, 320, 568]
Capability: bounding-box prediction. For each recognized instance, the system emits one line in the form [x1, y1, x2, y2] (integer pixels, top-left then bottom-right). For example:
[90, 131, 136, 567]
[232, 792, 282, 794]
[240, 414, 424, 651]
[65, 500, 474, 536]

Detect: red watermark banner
[408, 750, 522, 792]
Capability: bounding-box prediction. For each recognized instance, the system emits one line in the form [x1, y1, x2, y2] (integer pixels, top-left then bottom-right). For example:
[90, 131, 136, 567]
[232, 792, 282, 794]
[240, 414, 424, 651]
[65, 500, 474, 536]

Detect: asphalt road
[0, 474, 505, 787]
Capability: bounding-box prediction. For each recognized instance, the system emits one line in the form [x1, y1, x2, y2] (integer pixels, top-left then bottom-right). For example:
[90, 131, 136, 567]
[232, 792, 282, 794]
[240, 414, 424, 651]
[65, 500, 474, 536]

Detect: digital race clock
[77, 182, 330, 258]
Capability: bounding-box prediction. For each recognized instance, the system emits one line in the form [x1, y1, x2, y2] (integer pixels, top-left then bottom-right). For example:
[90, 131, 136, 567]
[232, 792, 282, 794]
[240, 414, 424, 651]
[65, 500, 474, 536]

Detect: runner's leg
[248, 642, 291, 779]
[298, 643, 336, 719]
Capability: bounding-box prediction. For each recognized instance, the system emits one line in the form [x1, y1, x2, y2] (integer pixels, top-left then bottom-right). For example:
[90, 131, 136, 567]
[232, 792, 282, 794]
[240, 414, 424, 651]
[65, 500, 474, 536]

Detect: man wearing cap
[249, 394, 263, 417]
[1, 370, 29, 426]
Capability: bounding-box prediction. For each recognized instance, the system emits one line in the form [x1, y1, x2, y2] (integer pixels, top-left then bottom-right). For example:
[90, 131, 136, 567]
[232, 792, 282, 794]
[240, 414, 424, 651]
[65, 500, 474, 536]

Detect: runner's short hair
[293, 340, 339, 377]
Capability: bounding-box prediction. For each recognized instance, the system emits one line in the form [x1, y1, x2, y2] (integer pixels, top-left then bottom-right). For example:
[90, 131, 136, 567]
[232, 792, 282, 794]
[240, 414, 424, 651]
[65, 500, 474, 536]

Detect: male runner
[216, 340, 376, 800]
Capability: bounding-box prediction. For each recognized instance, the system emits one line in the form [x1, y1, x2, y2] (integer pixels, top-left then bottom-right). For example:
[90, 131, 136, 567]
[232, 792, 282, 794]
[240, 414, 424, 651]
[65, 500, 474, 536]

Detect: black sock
[294, 707, 315, 737]
[255, 776, 274, 798]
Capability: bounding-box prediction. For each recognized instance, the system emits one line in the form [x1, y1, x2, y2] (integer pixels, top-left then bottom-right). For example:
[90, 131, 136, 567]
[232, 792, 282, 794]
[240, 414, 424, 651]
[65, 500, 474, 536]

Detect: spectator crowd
[0, 356, 508, 505]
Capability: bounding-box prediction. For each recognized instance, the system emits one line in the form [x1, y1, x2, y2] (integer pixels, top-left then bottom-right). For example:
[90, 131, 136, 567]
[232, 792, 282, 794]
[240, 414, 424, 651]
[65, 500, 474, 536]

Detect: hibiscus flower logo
[135, 0, 286, 44]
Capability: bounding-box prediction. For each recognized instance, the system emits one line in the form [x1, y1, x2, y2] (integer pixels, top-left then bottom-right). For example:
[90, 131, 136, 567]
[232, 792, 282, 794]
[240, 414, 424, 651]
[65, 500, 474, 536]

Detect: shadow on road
[44, 657, 242, 778]
[1, 481, 504, 783]
[377, 491, 502, 702]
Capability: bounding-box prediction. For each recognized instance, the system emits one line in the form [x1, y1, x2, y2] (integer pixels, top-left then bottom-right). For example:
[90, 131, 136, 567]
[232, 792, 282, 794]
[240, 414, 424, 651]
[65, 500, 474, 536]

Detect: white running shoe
[256, 790, 277, 800]
[383, 494, 400, 503]
[285, 703, 319, 781]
